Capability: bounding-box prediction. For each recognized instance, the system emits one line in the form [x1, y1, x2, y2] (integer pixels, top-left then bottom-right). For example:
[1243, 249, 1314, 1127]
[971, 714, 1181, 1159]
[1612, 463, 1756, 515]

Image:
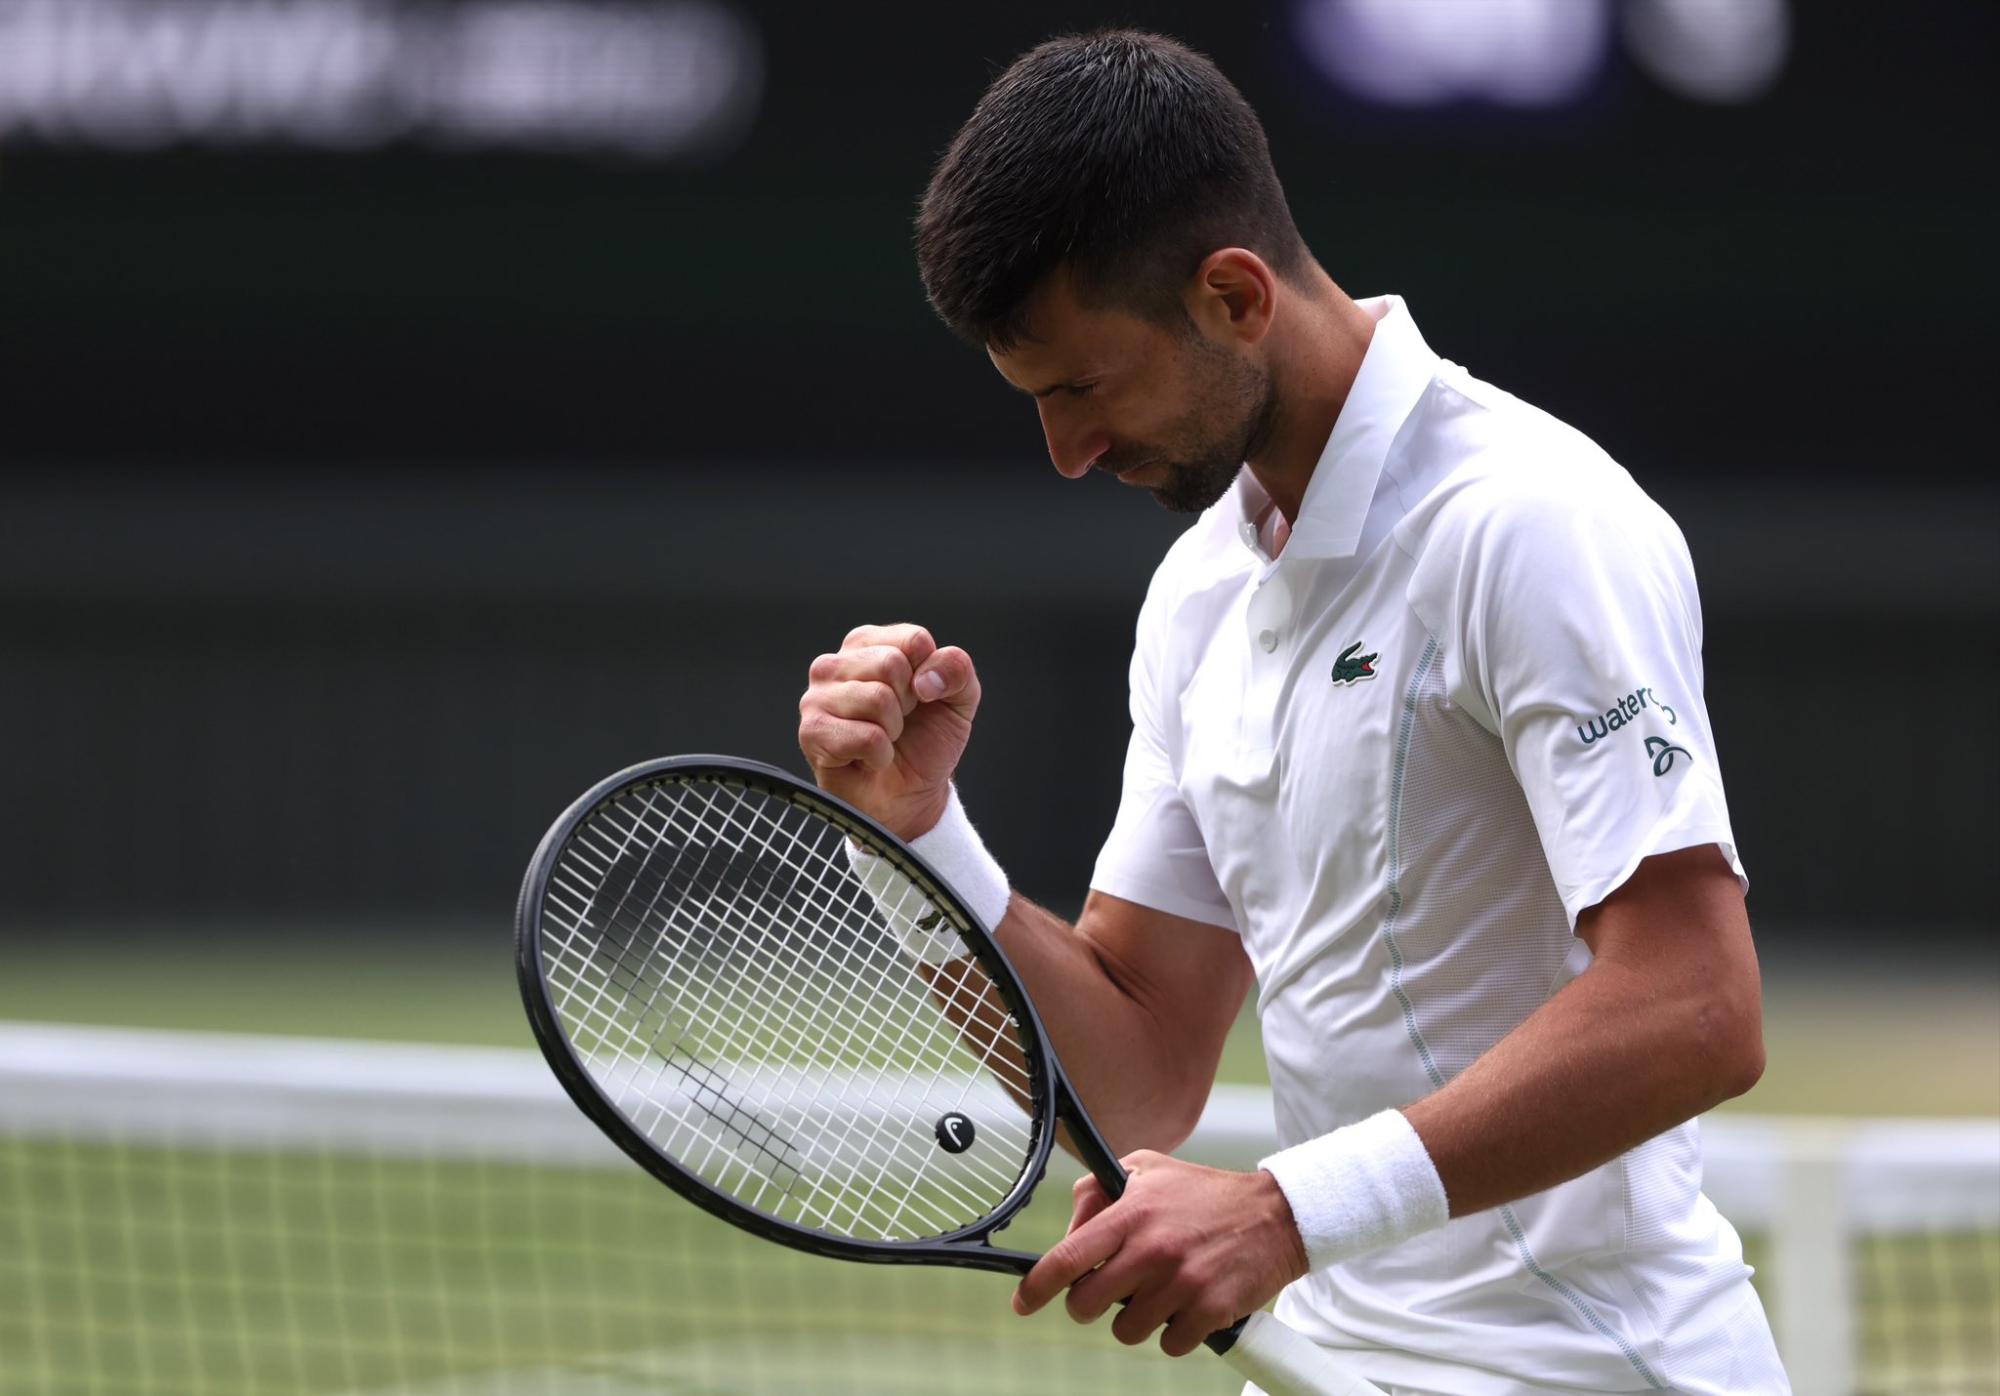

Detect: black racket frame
[516, 754, 1135, 1283]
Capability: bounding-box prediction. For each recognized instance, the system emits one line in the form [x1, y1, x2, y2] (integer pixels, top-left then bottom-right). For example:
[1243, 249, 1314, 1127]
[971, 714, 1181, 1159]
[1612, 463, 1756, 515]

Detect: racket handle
[1215, 1310, 1388, 1396]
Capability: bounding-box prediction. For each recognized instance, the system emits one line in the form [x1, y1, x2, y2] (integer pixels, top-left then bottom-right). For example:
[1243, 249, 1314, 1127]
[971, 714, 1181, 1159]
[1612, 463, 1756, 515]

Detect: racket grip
[1214, 1310, 1388, 1396]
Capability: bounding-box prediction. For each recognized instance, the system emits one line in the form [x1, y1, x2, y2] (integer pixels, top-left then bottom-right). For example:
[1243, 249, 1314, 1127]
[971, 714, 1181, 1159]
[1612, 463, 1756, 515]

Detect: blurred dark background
[3, 1, 1996, 950]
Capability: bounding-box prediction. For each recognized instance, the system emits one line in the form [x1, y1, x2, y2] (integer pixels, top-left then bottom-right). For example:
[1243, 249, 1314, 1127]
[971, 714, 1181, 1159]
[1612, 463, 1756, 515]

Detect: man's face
[988, 273, 1274, 514]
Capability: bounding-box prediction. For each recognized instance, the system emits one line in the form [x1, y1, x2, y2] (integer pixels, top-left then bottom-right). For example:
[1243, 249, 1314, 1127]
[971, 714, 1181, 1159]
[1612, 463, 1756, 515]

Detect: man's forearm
[990, 893, 1216, 1157]
[1401, 940, 1764, 1217]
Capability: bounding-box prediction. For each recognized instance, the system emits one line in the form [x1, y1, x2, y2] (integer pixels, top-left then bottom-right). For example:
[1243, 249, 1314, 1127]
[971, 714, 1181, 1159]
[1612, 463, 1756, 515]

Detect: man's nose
[1038, 402, 1107, 479]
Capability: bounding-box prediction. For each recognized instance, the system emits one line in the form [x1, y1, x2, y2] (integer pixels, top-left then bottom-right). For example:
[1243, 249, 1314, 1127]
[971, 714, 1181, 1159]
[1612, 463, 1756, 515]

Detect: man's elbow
[1130, 1067, 1219, 1157]
[1698, 988, 1766, 1106]
[1139, 1081, 1212, 1156]
[1715, 1021, 1766, 1103]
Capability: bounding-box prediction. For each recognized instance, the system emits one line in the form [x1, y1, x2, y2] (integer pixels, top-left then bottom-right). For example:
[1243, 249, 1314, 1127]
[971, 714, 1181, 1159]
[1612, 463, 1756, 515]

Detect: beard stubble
[1138, 336, 1279, 514]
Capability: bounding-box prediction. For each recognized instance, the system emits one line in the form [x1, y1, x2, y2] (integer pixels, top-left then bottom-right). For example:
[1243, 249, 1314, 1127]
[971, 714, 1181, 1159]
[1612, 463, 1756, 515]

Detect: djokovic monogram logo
[1644, 735, 1691, 777]
[1330, 642, 1379, 686]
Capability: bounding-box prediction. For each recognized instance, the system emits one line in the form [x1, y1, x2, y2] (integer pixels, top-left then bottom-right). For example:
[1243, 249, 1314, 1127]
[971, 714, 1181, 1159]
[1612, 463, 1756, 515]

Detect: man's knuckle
[867, 682, 902, 721]
[821, 680, 860, 714]
[878, 649, 914, 687]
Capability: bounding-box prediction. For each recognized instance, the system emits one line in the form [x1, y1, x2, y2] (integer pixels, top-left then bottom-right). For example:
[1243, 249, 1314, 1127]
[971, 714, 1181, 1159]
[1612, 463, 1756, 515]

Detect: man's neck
[1244, 275, 1377, 524]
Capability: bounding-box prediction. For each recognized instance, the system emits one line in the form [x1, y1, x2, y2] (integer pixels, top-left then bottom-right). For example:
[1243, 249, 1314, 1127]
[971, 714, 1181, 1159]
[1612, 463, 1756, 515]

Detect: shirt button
[1258, 628, 1278, 652]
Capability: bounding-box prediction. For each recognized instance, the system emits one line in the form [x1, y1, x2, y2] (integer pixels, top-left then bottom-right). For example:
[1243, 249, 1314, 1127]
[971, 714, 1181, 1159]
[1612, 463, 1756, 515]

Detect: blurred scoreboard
[0, 0, 1797, 158]
[0, 0, 762, 158]
[0, 0, 1989, 470]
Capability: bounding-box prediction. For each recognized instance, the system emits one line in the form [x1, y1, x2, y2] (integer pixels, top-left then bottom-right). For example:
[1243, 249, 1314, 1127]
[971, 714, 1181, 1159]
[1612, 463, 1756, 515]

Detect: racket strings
[624, 784, 1000, 1114]
[650, 784, 1033, 1232]
[661, 780, 1034, 1109]
[578, 786, 1030, 1235]
[557, 807, 915, 1209]
[538, 775, 1039, 1243]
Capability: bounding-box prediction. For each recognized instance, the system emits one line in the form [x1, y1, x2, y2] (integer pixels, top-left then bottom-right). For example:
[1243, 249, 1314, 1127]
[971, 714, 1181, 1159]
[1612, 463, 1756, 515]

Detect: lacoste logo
[1331, 642, 1379, 686]
[1644, 736, 1690, 777]
[914, 907, 945, 932]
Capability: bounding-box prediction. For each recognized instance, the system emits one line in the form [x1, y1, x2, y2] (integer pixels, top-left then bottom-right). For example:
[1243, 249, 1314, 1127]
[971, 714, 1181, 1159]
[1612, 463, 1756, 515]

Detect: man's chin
[1149, 462, 1241, 514]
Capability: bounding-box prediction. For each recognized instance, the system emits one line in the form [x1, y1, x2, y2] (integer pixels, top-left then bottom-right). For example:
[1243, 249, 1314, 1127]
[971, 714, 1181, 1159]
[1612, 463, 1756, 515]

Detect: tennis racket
[516, 754, 1383, 1396]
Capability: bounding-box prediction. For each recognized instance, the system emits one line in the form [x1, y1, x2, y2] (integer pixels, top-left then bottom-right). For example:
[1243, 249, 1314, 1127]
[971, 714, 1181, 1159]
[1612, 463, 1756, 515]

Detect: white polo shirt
[1090, 298, 1786, 1395]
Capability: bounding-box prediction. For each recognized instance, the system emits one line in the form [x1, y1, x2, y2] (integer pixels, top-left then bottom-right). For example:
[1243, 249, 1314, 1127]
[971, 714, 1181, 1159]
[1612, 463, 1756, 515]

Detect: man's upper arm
[1075, 889, 1255, 1138]
[1576, 845, 1751, 962]
[1577, 843, 1766, 1096]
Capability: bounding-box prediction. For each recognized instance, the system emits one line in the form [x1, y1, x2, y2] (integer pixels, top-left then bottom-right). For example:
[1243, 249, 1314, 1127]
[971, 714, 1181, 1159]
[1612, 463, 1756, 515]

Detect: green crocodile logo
[1331, 642, 1379, 687]
[914, 907, 946, 932]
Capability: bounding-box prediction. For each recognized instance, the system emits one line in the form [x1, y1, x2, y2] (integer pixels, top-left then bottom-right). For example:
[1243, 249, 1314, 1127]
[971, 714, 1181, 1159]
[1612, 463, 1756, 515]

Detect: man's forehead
[987, 334, 1079, 394]
[987, 278, 1151, 391]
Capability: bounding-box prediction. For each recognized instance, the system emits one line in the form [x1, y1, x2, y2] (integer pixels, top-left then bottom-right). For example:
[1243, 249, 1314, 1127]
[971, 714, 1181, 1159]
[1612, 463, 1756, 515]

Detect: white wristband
[908, 785, 1012, 931]
[1258, 1109, 1449, 1273]
[847, 785, 1011, 964]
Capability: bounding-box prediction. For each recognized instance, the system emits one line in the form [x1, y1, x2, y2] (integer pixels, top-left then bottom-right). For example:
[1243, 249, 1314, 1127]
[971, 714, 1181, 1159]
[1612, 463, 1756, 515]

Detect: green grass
[0, 1136, 1236, 1396]
[1, 933, 1994, 1395]
[3, 933, 1992, 1115]
[1746, 971, 2000, 1118]
[0, 934, 537, 1052]
[3, 1136, 1992, 1396]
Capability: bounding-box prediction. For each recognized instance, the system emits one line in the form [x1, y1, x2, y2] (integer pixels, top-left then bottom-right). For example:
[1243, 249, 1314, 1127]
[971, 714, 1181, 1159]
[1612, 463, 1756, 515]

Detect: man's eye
[1068, 383, 1097, 398]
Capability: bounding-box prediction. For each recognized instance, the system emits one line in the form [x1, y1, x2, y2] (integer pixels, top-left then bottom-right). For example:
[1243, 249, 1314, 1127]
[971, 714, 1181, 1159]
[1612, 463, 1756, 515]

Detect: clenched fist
[797, 623, 981, 841]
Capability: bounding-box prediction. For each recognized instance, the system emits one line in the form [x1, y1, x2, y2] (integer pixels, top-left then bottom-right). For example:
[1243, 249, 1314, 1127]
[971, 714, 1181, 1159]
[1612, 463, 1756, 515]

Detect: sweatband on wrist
[847, 785, 1011, 964]
[1258, 1108, 1450, 1272]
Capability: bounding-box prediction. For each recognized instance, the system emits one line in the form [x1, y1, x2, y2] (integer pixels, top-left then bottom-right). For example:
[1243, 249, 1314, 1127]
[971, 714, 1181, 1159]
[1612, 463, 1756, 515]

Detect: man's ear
[1186, 248, 1277, 346]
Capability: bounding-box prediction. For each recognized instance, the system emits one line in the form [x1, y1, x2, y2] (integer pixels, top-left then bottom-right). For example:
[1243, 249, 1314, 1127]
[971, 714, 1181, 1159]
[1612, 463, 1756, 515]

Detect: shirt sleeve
[1423, 461, 1747, 926]
[1089, 576, 1238, 930]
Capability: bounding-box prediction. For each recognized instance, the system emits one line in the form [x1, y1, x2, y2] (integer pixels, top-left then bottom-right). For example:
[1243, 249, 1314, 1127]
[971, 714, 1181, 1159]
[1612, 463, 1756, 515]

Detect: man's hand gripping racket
[515, 629, 1384, 1396]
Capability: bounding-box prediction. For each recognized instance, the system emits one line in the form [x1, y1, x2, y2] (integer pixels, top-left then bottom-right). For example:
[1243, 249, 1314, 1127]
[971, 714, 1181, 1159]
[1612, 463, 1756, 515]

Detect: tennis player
[797, 31, 1787, 1396]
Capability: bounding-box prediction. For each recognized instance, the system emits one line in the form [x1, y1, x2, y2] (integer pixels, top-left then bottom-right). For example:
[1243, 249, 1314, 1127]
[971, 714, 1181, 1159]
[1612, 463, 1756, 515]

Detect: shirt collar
[1233, 295, 1439, 561]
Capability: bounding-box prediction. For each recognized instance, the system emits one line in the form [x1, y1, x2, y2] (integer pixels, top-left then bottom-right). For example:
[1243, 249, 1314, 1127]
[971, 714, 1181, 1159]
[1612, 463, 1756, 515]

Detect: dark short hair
[916, 30, 1309, 350]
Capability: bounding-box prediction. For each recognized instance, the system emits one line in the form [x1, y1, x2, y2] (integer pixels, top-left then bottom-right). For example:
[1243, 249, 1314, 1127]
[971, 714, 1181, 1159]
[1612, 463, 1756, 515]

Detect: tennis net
[1, 1022, 1993, 1395]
